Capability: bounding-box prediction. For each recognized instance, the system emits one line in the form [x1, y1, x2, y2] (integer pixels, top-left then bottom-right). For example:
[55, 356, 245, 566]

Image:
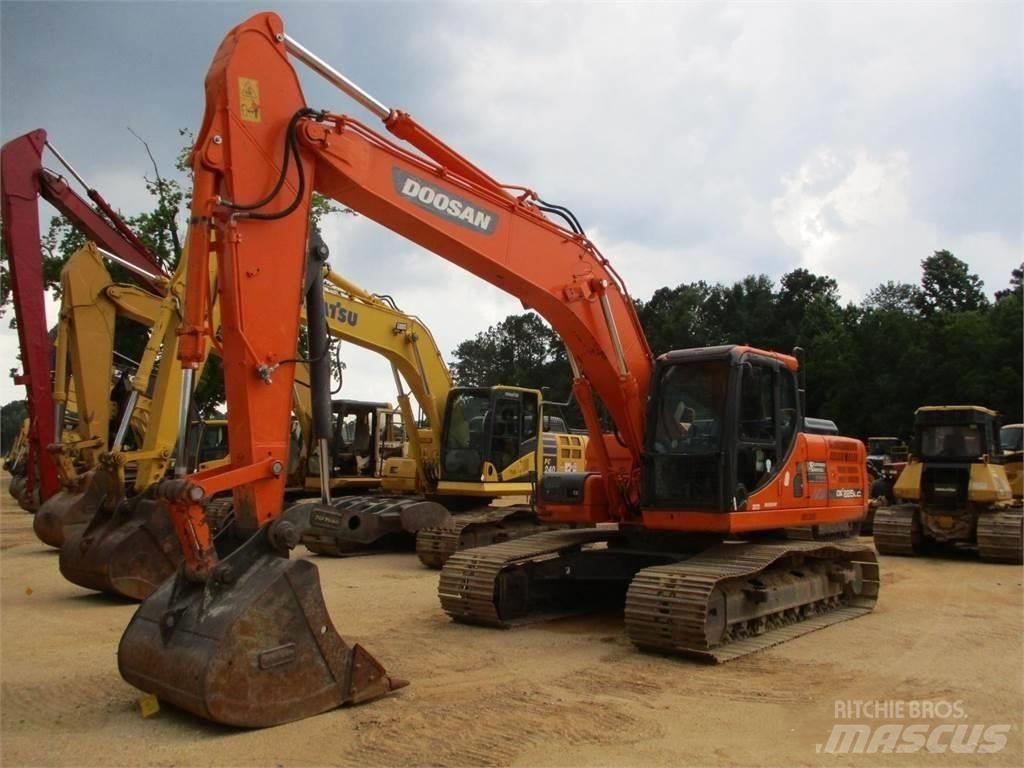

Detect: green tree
[450, 312, 571, 397]
[1, 400, 28, 454]
[862, 281, 922, 314]
[916, 250, 988, 315]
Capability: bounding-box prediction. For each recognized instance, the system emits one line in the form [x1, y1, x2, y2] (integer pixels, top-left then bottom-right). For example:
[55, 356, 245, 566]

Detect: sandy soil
[1, 474, 1021, 767]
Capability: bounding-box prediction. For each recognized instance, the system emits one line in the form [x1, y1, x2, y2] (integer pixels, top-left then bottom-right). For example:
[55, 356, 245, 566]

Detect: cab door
[483, 387, 541, 482]
[734, 359, 804, 510]
[734, 361, 779, 506]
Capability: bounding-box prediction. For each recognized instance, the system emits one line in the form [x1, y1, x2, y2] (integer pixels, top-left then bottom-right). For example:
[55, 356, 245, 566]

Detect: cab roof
[916, 405, 998, 417]
[657, 344, 799, 371]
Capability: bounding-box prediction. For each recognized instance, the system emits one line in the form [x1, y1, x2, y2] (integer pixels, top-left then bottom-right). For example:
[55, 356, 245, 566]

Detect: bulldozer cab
[893, 406, 1013, 509]
[439, 386, 542, 487]
[1000, 424, 1023, 499]
[912, 407, 998, 462]
[867, 436, 909, 466]
[1001, 424, 1023, 454]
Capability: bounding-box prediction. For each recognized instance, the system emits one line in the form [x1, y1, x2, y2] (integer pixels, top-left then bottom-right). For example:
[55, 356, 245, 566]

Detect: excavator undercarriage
[440, 528, 879, 661]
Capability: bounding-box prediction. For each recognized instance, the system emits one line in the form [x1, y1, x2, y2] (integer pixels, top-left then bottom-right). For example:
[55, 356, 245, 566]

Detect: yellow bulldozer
[873, 406, 1022, 563]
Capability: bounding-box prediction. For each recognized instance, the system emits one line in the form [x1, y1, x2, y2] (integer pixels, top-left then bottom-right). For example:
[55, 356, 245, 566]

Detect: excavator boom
[1, 130, 167, 507]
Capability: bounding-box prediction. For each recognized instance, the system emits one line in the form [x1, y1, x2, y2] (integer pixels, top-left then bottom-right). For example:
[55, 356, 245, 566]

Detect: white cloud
[772, 147, 1018, 300]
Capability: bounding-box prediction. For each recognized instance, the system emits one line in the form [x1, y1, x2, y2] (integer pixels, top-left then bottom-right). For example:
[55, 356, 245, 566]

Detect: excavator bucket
[9, 474, 25, 502]
[59, 483, 181, 600]
[32, 471, 108, 548]
[118, 515, 406, 727]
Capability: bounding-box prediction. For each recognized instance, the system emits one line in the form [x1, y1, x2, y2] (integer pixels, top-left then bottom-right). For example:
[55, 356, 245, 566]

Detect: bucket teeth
[118, 529, 405, 727]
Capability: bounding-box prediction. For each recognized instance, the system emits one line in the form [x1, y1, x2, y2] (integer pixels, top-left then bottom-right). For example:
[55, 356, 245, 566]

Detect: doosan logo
[393, 168, 498, 235]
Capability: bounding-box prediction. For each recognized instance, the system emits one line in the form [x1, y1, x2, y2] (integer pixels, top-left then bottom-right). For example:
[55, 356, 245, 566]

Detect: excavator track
[976, 507, 1024, 564]
[783, 520, 861, 542]
[624, 541, 879, 662]
[872, 504, 920, 556]
[302, 495, 450, 556]
[439, 528, 622, 626]
[416, 505, 569, 569]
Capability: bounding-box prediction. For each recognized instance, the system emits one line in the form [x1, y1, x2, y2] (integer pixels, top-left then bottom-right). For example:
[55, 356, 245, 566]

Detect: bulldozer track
[438, 528, 620, 626]
[623, 540, 879, 662]
[977, 507, 1023, 564]
[872, 504, 919, 555]
[417, 505, 569, 569]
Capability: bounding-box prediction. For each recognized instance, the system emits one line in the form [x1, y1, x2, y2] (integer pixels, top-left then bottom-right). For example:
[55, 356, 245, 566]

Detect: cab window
[736, 363, 777, 497]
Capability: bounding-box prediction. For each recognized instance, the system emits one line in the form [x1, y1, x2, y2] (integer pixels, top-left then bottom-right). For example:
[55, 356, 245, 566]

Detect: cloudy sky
[2, 1, 1021, 409]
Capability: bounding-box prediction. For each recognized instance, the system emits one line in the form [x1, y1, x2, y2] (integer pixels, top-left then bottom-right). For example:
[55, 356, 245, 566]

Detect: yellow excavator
[296, 267, 588, 562]
[33, 243, 171, 547]
[53, 243, 233, 597]
[8, 407, 83, 513]
[51, 240, 374, 597]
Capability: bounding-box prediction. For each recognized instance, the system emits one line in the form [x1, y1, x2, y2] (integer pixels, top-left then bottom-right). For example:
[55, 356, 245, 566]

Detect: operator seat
[352, 414, 372, 474]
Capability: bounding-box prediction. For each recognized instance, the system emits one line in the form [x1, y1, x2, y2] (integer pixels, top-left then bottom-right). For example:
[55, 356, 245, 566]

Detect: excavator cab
[440, 386, 542, 487]
[302, 399, 403, 492]
[192, 419, 230, 471]
[642, 346, 805, 512]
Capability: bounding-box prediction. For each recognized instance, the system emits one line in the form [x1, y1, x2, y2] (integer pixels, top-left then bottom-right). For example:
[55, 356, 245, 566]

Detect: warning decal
[239, 77, 261, 123]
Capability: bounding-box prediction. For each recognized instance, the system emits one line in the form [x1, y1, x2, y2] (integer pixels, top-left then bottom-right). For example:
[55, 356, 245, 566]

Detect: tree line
[449, 252, 1023, 440]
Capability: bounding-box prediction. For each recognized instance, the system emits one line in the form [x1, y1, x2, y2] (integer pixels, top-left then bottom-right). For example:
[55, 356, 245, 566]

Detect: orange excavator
[117, 13, 879, 728]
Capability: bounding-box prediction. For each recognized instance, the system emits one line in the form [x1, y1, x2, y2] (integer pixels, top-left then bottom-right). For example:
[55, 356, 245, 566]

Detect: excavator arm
[174, 13, 652, 550]
[34, 243, 214, 549]
[1, 130, 167, 506]
[53, 244, 163, 463]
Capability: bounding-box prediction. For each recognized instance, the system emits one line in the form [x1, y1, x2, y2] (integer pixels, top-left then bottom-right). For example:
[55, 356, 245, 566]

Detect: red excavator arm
[1, 130, 168, 505]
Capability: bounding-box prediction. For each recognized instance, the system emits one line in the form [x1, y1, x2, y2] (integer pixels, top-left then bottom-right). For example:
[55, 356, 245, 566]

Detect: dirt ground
[1, 474, 1021, 768]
